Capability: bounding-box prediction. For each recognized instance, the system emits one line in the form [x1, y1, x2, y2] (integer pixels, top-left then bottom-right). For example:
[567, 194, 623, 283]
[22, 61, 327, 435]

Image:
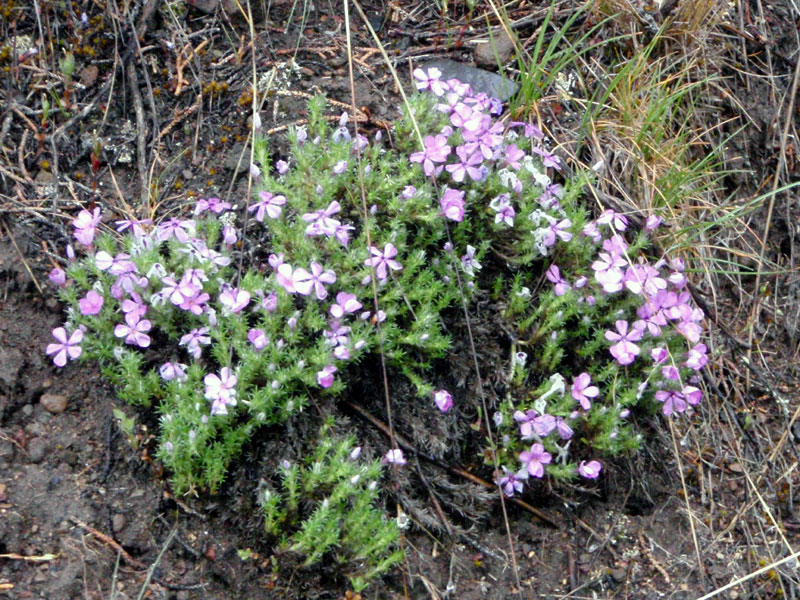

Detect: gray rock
[40, 393, 68, 414]
[474, 30, 516, 67]
[0, 347, 23, 387]
[27, 437, 48, 463]
[421, 58, 519, 101]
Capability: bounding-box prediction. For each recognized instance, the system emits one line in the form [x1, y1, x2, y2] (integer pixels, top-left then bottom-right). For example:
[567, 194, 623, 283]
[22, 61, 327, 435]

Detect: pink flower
[46, 327, 83, 367]
[329, 292, 362, 318]
[159, 362, 188, 382]
[275, 263, 299, 294]
[497, 466, 524, 497]
[433, 389, 453, 412]
[293, 262, 336, 300]
[364, 244, 403, 281]
[685, 343, 708, 370]
[383, 448, 407, 466]
[49, 267, 67, 287]
[73, 207, 101, 246]
[249, 191, 287, 221]
[78, 290, 104, 315]
[219, 287, 251, 312]
[114, 312, 152, 347]
[409, 134, 451, 176]
[545, 264, 570, 296]
[317, 365, 337, 388]
[682, 385, 702, 406]
[519, 443, 551, 478]
[205, 367, 238, 416]
[577, 460, 602, 479]
[194, 197, 231, 215]
[655, 389, 687, 416]
[248, 328, 269, 350]
[439, 188, 465, 222]
[605, 320, 643, 366]
[571, 373, 599, 410]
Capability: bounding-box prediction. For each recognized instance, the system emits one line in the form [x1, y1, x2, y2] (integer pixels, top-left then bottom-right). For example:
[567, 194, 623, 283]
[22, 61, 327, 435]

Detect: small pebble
[27, 438, 47, 464]
[22, 404, 33, 417]
[112, 514, 126, 533]
[40, 393, 68, 414]
[610, 567, 627, 583]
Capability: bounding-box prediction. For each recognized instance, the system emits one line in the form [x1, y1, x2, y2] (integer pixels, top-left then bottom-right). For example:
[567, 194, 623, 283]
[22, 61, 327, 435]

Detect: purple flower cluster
[411, 67, 563, 229]
[541, 205, 708, 417]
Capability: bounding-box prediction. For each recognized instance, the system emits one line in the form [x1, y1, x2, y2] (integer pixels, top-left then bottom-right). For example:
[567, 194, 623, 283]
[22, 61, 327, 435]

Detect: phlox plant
[44, 64, 708, 586]
[261, 419, 402, 593]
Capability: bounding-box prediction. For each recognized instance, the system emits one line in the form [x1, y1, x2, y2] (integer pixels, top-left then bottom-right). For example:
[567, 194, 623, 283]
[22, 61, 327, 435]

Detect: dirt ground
[1, 0, 800, 598]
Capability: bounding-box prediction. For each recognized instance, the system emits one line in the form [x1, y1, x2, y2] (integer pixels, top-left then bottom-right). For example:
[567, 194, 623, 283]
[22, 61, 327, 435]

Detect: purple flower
[77, 289, 104, 316]
[249, 191, 287, 221]
[364, 243, 403, 281]
[401, 185, 416, 199]
[519, 443, 551, 478]
[532, 146, 561, 170]
[49, 267, 67, 287]
[461, 245, 481, 276]
[545, 264, 570, 296]
[555, 417, 574, 440]
[115, 217, 151, 240]
[276, 160, 289, 174]
[445, 144, 486, 182]
[179, 327, 211, 359]
[605, 320, 644, 366]
[597, 209, 628, 231]
[504, 144, 525, 170]
[655, 389, 687, 416]
[651, 347, 669, 363]
[661, 365, 680, 380]
[542, 218, 573, 246]
[577, 460, 602, 479]
[114, 312, 152, 347]
[413, 67, 447, 96]
[324, 320, 351, 347]
[156, 218, 195, 243]
[73, 207, 101, 246]
[683, 385, 702, 406]
[533, 414, 557, 437]
[497, 466, 524, 497]
[645, 214, 662, 232]
[333, 160, 348, 175]
[194, 197, 231, 215]
[433, 389, 453, 412]
[223, 225, 237, 245]
[409, 134, 451, 177]
[159, 362, 188, 382]
[685, 343, 708, 370]
[293, 262, 337, 300]
[383, 448, 407, 466]
[205, 367, 238, 416]
[219, 287, 251, 312]
[249, 163, 262, 180]
[302, 201, 341, 237]
[571, 373, 599, 410]
[514, 409, 538, 439]
[46, 327, 83, 367]
[439, 188, 465, 222]
[317, 364, 337, 388]
[275, 263, 300, 294]
[592, 252, 626, 293]
[489, 194, 515, 226]
[329, 292, 362, 319]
